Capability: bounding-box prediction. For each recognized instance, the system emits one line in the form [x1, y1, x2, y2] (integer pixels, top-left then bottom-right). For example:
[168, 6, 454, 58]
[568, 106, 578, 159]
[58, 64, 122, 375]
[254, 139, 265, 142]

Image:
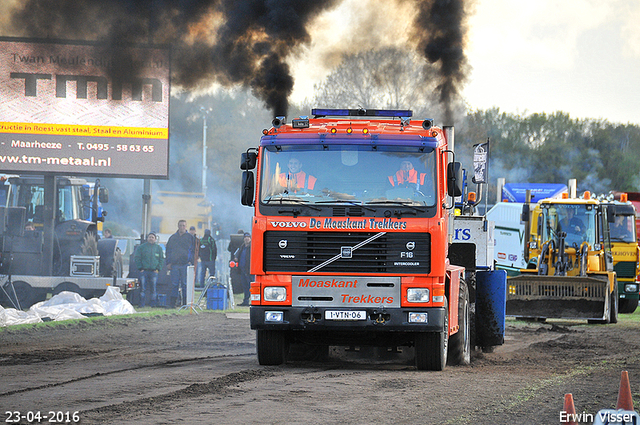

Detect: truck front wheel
[415, 300, 448, 371]
[256, 330, 289, 366]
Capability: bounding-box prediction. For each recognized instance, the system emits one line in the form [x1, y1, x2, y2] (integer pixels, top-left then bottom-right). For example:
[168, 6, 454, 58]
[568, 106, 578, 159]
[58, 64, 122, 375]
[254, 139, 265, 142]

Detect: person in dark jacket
[227, 229, 245, 294]
[234, 232, 253, 306]
[134, 232, 165, 307]
[197, 229, 217, 287]
[165, 220, 195, 307]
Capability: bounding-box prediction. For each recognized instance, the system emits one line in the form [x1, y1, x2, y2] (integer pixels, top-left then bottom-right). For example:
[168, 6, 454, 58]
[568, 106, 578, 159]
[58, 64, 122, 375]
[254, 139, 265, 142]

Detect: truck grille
[263, 231, 430, 274]
[614, 261, 637, 278]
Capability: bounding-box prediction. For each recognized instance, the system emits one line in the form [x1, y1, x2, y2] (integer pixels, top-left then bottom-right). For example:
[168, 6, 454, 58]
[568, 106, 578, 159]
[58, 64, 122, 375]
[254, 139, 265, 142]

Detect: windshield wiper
[264, 195, 309, 205]
[264, 196, 321, 215]
[366, 200, 426, 213]
[315, 199, 375, 212]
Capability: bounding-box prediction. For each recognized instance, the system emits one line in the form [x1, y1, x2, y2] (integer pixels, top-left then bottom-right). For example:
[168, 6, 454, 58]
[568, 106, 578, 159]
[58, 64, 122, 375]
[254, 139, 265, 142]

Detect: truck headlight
[407, 288, 429, 303]
[409, 312, 428, 323]
[265, 311, 284, 322]
[264, 286, 287, 302]
[625, 284, 639, 293]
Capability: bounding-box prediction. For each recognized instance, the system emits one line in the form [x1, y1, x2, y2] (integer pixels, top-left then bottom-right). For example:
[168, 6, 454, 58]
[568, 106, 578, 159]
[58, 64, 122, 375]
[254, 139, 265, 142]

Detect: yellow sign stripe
[0, 122, 168, 139]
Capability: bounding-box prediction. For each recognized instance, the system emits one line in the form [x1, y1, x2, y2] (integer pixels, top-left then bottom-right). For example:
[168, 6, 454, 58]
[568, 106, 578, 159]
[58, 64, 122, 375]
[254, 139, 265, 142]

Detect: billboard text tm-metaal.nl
[0, 37, 170, 179]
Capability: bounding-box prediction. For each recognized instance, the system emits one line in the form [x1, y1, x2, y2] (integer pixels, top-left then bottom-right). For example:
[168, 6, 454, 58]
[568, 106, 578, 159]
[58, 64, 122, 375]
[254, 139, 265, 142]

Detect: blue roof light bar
[312, 108, 413, 118]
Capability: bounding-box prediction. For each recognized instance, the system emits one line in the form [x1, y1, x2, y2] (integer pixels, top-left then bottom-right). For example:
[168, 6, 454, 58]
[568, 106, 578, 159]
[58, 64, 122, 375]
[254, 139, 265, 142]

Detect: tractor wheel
[81, 232, 99, 256]
[112, 248, 123, 278]
[415, 299, 448, 371]
[256, 330, 289, 366]
[448, 281, 471, 366]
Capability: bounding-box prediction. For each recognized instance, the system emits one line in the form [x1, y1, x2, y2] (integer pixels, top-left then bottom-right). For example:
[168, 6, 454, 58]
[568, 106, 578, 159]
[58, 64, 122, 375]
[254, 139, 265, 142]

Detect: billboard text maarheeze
[0, 38, 170, 178]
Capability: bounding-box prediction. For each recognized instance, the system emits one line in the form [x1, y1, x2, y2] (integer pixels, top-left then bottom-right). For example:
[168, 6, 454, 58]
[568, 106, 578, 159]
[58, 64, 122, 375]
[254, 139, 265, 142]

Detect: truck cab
[240, 108, 506, 370]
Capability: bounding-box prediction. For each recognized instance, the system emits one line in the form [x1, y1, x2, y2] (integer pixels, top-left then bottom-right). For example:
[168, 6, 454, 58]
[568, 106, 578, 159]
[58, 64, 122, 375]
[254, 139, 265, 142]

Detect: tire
[53, 282, 81, 297]
[112, 248, 123, 278]
[256, 330, 289, 366]
[81, 232, 99, 256]
[619, 299, 638, 314]
[448, 281, 471, 366]
[415, 300, 448, 371]
[609, 280, 618, 324]
[1, 280, 36, 310]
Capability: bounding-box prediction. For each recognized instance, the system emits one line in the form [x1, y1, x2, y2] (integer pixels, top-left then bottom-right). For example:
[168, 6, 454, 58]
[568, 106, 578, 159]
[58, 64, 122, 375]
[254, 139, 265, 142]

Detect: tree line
[105, 48, 640, 234]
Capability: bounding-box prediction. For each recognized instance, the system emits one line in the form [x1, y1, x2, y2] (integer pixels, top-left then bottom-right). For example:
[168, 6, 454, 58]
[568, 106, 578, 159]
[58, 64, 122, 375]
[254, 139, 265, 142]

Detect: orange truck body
[240, 108, 504, 370]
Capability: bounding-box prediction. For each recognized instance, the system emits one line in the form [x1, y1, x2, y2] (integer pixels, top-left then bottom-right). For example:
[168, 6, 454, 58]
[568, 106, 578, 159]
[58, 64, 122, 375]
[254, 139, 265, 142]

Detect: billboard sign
[502, 183, 568, 203]
[0, 37, 170, 178]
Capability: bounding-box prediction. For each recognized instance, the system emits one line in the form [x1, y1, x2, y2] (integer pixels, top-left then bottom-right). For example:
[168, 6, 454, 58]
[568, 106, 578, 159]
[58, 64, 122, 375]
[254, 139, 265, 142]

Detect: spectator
[103, 228, 113, 238]
[198, 229, 217, 287]
[134, 232, 164, 308]
[189, 225, 200, 278]
[234, 232, 253, 306]
[227, 229, 245, 294]
[165, 219, 195, 307]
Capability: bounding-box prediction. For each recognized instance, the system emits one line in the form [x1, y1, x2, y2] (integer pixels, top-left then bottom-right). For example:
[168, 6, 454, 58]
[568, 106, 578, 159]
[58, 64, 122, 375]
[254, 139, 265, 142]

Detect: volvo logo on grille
[406, 241, 415, 251]
[279, 240, 288, 249]
[341, 246, 352, 258]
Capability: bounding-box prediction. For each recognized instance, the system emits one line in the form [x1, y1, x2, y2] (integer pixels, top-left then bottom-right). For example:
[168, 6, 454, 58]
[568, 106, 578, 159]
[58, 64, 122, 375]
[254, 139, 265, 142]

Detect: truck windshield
[610, 213, 636, 243]
[259, 145, 437, 207]
[541, 204, 596, 248]
[9, 183, 81, 224]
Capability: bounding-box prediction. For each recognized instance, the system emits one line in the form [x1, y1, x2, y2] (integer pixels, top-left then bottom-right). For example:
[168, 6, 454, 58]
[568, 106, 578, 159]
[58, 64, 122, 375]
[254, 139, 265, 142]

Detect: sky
[290, 0, 640, 125]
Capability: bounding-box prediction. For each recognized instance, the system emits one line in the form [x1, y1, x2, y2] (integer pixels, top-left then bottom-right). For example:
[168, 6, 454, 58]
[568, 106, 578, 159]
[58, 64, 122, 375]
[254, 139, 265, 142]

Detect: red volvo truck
[240, 108, 506, 370]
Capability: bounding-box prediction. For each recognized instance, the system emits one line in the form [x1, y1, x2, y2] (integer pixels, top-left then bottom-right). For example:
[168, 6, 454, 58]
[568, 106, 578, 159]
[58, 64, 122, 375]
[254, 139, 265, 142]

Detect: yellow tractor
[506, 193, 618, 323]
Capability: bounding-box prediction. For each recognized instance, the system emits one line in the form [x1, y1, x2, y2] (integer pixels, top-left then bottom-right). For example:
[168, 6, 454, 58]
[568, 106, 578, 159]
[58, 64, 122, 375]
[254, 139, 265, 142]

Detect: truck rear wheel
[448, 281, 471, 366]
[256, 330, 289, 365]
[415, 300, 448, 371]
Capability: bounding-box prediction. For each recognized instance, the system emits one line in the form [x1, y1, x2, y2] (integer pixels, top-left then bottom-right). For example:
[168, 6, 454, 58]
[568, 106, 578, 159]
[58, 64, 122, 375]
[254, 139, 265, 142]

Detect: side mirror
[521, 204, 530, 222]
[99, 188, 109, 203]
[447, 162, 463, 197]
[607, 206, 616, 223]
[241, 152, 257, 170]
[241, 171, 254, 206]
[536, 212, 544, 237]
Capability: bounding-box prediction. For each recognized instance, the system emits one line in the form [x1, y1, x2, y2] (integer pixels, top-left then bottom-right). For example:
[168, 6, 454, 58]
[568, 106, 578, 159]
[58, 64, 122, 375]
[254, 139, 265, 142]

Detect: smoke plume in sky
[4, 0, 470, 118]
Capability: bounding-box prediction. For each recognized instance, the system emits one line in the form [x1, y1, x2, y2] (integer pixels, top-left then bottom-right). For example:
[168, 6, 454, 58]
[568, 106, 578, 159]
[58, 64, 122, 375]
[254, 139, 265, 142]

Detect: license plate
[325, 310, 367, 321]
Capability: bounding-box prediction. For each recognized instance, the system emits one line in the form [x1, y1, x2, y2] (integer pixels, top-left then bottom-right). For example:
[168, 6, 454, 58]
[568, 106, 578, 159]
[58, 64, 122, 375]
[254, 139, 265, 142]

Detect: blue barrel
[207, 286, 228, 310]
[475, 270, 507, 347]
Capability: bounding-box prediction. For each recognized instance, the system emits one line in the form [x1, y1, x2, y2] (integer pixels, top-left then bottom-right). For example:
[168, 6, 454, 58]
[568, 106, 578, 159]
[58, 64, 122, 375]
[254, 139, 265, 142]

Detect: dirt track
[1, 310, 640, 425]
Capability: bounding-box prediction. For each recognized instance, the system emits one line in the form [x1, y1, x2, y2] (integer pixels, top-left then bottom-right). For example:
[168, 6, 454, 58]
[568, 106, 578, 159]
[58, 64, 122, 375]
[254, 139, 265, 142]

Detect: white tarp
[0, 287, 136, 327]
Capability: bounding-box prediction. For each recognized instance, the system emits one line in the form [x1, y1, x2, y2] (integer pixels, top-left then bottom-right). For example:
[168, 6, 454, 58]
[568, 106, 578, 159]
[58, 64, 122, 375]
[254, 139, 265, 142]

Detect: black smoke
[6, 0, 469, 119]
[7, 0, 339, 117]
[413, 0, 469, 123]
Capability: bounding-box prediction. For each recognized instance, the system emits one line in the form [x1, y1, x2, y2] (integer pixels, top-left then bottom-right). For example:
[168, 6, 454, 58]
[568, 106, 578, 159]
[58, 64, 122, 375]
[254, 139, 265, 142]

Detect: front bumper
[250, 305, 446, 333]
